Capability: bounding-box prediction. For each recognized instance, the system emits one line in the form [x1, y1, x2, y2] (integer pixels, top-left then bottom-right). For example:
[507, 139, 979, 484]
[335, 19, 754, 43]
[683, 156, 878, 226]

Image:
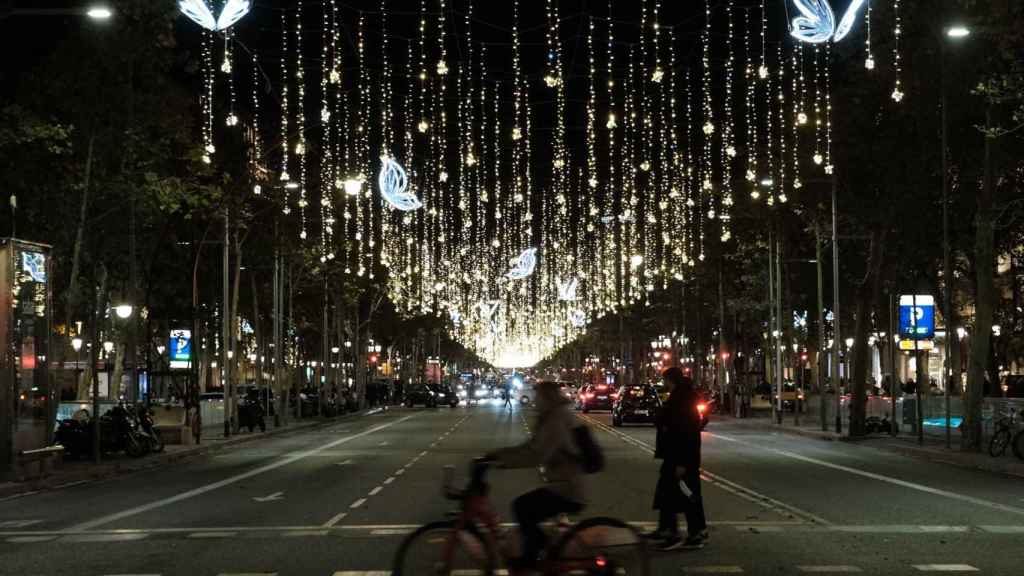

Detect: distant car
[579, 383, 616, 413]
[612, 385, 661, 427]
[404, 384, 438, 408]
[428, 383, 460, 407]
[772, 381, 805, 412]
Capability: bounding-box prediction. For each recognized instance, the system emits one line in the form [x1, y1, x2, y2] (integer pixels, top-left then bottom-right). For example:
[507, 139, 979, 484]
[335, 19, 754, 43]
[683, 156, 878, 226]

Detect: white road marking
[68, 415, 416, 531]
[336, 459, 354, 466]
[284, 530, 329, 537]
[0, 520, 43, 528]
[368, 486, 383, 496]
[188, 531, 237, 539]
[395, 469, 405, 475]
[369, 528, 413, 535]
[912, 565, 980, 572]
[419, 450, 428, 457]
[332, 572, 391, 576]
[797, 567, 863, 573]
[579, 415, 829, 525]
[6, 535, 56, 543]
[979, 525, 1024, 533]
[682, 567, 744, 574]
[252, 491, 285, 503]
[323, 512, 348, 528]
[61, 533, 149, 542]
[216, 573, 278, 576]
[430, 443, 437, 448]
[711, 432, 1024, 518]
[383, 477, 395, 485]
[350, 498, 368, 509]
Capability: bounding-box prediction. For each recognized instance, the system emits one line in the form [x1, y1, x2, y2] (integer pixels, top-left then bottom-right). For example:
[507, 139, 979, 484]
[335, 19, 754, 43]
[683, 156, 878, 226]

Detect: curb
[727, 417, 1024, 479]
[0, 408, 387, 501]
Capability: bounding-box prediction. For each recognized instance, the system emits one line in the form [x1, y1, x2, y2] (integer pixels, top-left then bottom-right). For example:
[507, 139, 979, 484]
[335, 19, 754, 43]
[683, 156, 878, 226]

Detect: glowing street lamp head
[103, 341, 114, 354]
[86, 6, 113, 20]
[946, 25, 971, 39]
[71, 337, 83, 352]
[114, 304, 134, 319]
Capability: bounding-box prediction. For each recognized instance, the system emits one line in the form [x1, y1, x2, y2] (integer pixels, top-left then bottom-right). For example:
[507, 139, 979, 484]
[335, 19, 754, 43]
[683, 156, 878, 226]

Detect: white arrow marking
[253, 492, 284, 503]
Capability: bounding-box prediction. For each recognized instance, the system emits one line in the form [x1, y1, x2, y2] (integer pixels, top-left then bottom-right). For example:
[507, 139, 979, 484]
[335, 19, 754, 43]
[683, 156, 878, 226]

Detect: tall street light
[942, 23, 970, 449]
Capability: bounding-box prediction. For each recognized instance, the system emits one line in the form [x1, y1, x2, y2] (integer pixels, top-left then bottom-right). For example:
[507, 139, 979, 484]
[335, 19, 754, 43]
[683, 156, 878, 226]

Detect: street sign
[899, 295, 935, 340]
[169, 329, 192, 369]
[898, 339, 934, 351]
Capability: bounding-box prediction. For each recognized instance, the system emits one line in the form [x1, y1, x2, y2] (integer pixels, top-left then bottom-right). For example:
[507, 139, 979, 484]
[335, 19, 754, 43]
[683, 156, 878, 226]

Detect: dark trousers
[513, 488, 582, 562]
[654, 462, 706, 537]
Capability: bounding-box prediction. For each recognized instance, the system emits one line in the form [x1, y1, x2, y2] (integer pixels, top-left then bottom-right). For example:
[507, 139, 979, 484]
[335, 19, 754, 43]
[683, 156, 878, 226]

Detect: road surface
[1, 402, 1022, 575]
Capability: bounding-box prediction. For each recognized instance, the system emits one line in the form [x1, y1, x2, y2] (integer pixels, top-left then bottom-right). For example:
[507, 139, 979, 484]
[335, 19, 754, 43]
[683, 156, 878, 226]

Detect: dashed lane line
[797, 567, 864, 573]
[187, 532, 237, 539]
[322, 512, 348, 527]
[349, 498, 367, 509]
[67, 415, 417, 531]
[368, 486, 383, 496]
[912, 565, 980, 572]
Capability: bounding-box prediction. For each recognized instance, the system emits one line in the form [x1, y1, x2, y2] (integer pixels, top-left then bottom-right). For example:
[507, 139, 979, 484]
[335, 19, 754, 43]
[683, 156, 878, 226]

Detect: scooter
[135, 406, 165, 453]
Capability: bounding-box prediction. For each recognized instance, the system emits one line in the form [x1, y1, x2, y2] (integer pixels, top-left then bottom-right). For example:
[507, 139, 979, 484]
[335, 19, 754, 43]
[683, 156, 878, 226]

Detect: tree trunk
[251, 271, 261, 392]
[964, 110, 996, 452]
[229, 224, 243, 430]
[65, 132, 96, 339]
[850, 227, 886, 437]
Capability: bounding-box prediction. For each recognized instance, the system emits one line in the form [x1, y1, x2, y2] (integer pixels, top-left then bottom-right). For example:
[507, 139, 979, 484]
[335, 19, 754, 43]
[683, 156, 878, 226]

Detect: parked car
[579, 383, 616, 413]
[772, 381, 805, 412]
[612, 385, 661, 427]
[404, 383, 438, 408]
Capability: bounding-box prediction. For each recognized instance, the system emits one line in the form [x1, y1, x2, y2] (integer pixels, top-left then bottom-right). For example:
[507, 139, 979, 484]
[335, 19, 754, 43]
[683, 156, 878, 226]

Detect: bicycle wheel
[392, 520, 496, 576]
[989, 428, 1011, 457]
[550, 517, 650, 576]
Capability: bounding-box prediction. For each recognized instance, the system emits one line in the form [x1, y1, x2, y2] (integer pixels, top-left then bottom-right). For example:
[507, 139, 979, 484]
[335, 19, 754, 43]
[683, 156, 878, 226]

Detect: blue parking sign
[899, 295, 935, 340]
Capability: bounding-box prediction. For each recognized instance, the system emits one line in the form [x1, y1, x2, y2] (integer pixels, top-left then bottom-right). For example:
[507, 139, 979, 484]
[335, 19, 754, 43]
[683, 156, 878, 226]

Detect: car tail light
[585, 393, 594, 399]
[697, 402, 707, 414]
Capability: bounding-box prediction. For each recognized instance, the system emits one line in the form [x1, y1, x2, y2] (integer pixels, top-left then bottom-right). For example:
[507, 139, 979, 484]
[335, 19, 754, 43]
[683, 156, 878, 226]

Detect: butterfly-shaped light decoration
[789, 0, 836, 43]
[557, 277, 578, 302]
[378, 156, 423, 211]
[178, 0, 251, 32]
[790, 0, 868, 44]
[569, 310, 587, 328]
[833, 0, 868, 41]
[506, 248, 538, 280]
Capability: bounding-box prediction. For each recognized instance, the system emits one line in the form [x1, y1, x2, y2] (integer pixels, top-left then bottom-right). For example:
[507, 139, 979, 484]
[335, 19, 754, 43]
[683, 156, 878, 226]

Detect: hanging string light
[295, 0, 308, 241]
[720, 0, 735, 239]
[891, 0, 904, 102]
[224, 32, 238, 127]
[279, 10, 290, 192]
[745, 10, 759, 199]
[864, 4, 875, 70]
[200, 30, 215, 164]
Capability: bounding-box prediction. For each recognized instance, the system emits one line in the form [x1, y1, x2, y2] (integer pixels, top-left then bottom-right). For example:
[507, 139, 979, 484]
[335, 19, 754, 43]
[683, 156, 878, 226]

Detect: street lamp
[71, 337, 83, 353]
[86, 5, 113, 19]
[946, 25, 971, 38]
[114, 304, 134, 319]
[103, 341, 114, 354]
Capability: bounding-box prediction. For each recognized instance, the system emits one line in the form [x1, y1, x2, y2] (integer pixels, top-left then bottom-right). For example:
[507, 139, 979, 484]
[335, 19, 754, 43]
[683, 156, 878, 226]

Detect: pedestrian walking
[647, 366, 707, 550]
[503, 380, 514, 410]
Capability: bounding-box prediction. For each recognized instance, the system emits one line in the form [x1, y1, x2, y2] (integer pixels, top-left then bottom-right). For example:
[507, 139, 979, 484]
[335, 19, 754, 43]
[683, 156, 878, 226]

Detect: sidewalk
[0, 407, 386, 501]
[721, 412, 1024, 480]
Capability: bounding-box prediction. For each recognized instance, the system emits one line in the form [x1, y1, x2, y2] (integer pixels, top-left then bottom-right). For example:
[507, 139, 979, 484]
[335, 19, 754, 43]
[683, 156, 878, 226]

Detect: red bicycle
[392, 458, 650, 575]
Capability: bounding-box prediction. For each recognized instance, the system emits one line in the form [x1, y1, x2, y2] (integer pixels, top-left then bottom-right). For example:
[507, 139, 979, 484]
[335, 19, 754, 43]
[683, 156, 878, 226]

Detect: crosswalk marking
[912, 566, 980, 572]
[797, 567, 863, 573]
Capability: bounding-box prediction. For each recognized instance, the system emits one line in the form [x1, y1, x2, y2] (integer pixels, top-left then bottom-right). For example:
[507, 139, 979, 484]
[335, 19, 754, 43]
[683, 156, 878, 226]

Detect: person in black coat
[649, 367, 708, 550]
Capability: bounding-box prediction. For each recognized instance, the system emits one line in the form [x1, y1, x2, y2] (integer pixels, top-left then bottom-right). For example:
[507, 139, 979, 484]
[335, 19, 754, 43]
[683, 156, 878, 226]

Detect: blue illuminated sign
[899, 295, 935, 340]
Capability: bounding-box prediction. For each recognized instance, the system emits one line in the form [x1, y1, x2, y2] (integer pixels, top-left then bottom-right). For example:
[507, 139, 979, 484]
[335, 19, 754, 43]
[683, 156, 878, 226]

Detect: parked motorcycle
[238, 392, 267, 433]
[55, 405, 147, 459]
[135, 406, 165, 453]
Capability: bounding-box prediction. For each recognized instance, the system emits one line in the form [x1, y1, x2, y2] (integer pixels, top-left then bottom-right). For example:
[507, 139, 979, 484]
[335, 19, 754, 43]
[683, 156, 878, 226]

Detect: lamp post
[941, 23, 970, 449]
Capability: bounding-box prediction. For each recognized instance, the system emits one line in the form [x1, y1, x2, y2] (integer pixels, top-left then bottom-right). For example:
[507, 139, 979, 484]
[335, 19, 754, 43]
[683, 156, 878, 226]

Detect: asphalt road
[1, 401, 1022, 575]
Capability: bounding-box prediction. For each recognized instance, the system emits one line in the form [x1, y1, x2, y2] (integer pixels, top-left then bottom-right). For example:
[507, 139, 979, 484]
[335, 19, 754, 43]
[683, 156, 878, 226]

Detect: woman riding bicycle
[487, 380, 585, 573]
